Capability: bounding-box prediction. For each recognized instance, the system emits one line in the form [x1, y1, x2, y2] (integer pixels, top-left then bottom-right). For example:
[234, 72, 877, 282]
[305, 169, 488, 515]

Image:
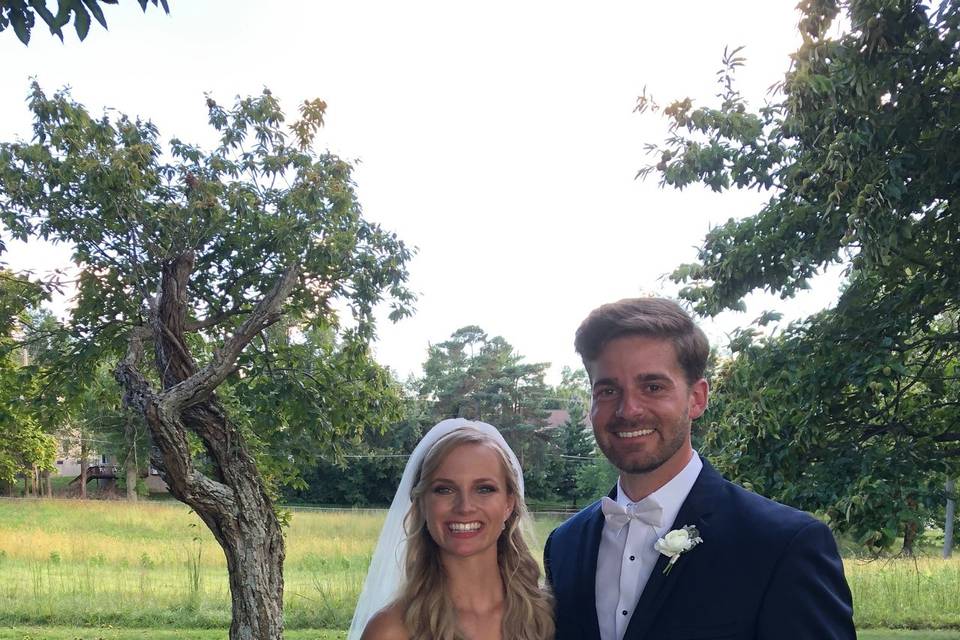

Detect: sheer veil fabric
[346, 418, 525, 640]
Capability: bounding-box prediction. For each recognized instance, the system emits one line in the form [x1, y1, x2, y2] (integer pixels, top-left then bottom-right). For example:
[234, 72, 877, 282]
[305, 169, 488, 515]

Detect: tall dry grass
[846, 556, 960, 629]
[0, 498, 957, 630]
[0, 499, 381, 628]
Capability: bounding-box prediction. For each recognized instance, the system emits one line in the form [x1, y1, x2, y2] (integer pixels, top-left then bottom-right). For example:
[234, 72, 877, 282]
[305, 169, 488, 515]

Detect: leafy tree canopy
[0, 83, 413, 638]
[640, 0, 958, 319]
[420, 325, 550, 428]
[0, 270, 56, 485]
[1, 0, 169, 45]
[0, 82, 416, 484]
[638, 0, 959, 550]
[419, 325, 556, 495]
[706, 301, 958, 550]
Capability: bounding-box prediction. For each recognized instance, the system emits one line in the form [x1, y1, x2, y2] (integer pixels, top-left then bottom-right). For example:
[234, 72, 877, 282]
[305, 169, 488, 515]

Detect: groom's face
[586, 334, 708, 488]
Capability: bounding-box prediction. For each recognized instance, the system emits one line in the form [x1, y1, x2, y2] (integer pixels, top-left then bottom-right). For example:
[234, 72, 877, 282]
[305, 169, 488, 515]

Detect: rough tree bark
[116, 251, 298, 640]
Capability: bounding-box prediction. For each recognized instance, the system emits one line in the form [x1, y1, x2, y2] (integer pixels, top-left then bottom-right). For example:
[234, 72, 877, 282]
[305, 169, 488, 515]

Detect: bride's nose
[454, 492, 475, 513]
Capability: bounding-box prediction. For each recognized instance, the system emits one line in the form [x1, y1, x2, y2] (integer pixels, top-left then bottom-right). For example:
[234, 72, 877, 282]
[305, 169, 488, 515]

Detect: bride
[348, 418, 554, 640]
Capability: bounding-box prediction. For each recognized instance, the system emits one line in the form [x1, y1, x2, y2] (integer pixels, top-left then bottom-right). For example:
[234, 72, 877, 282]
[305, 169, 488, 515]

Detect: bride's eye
[477, 484, 497, 494]
[432, 485, 453, 495]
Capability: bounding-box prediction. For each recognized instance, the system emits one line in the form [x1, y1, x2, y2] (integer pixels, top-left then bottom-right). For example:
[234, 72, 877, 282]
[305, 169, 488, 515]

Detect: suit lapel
[622, 462, 723, 640]
[578, 492, 610, 640]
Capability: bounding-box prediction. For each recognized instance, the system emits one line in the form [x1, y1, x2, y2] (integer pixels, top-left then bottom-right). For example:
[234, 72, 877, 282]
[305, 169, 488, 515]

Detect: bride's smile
[447, 521, 483, 534]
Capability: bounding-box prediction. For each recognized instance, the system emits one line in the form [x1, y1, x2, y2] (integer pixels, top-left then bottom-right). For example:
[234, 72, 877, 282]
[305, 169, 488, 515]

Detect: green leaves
[1, 0, 168, 45]
[0, 272, 58, 484]
[5, 2, 35, 45]
[3, 83, 415, 344]
[703, 292, 960, 551]
[642, 0, 960, 320]
[1, 84, 415, 501]
[637, 1, 960, 549]
[71, 0, 90, 39]
[224, 325, 406, 491]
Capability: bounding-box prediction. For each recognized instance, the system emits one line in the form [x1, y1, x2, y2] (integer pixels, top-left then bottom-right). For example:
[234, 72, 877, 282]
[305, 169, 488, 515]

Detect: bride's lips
[447, 521, 483, 537]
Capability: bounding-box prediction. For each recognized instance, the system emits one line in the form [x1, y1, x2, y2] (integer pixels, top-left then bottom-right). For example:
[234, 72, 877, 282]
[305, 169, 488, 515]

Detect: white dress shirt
[595, 452, 703, 640]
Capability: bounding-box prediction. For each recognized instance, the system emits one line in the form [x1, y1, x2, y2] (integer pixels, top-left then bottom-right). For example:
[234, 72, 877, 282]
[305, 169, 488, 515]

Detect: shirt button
[629, 555, 635, 561]
[622, 610, 628, 616]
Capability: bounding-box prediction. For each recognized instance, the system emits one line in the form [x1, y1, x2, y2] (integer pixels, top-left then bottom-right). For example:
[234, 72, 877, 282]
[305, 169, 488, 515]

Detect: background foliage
[638, 0, 960, 551]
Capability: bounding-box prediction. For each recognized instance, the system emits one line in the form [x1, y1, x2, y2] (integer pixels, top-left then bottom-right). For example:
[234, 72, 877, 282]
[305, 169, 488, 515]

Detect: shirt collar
[615, 450, 703, 531]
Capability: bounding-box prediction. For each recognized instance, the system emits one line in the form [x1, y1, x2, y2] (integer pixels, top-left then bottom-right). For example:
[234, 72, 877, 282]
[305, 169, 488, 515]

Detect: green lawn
[860, 633, 960, 640]
[1, 628, 958, 640]
[1, 498, 958, 634]
[0, 629, 344, 640]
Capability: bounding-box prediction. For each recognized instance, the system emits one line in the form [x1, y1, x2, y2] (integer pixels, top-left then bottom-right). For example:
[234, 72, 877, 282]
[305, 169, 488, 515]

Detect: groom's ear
[687, 378, 709, 420]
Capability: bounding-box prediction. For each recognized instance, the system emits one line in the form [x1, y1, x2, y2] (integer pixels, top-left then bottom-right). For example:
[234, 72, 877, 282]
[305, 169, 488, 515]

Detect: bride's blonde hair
[396, 428, 554, 640]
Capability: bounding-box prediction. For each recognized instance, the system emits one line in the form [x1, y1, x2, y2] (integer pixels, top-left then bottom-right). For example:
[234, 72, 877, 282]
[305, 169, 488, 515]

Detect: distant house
[53, 454, 102, 478]
[544, 409, 572, 430]
[543, 408, 591, 430]
[52, 437, 110, 479]
[53, 437, 168, 494]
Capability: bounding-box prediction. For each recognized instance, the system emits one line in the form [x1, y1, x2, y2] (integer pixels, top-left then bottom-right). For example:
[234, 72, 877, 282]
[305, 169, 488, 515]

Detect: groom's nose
[616, 388, 646, 420]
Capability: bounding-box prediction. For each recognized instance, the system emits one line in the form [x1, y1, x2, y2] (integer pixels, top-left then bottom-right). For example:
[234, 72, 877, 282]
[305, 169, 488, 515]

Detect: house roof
[544, 408, 590, 429]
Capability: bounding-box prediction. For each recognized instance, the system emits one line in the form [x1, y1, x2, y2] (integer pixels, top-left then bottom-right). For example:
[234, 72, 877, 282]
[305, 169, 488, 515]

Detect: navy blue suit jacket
[544, 460, 855, 639]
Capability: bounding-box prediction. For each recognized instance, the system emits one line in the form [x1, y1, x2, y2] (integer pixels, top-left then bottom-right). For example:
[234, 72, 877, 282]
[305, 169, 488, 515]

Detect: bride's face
[423, 442, 516, 561]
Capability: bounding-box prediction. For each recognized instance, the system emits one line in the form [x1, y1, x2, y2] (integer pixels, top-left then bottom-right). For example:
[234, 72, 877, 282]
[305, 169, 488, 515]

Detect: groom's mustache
[607, 417, 658, 431]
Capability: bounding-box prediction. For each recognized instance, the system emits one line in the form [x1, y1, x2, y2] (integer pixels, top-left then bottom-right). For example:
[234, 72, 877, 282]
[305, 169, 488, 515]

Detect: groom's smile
[586, 334, 708, 499]
[614, 427, 655, 438]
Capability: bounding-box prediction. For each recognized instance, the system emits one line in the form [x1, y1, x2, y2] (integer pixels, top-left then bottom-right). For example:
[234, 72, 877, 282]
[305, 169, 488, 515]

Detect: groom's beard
[598, 411, 691, 475]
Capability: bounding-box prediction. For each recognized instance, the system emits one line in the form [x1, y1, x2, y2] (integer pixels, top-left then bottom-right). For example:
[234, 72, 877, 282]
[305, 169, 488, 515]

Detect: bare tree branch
[185, 306, 251, 332]
[161, 264, 299, 414]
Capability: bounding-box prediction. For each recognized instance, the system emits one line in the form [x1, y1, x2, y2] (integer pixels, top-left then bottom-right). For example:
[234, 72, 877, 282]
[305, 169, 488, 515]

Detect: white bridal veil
[346, 418, 525, 640]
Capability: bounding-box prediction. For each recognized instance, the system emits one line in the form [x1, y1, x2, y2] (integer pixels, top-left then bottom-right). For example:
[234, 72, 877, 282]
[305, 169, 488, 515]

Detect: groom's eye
[594, 386, 618, 399]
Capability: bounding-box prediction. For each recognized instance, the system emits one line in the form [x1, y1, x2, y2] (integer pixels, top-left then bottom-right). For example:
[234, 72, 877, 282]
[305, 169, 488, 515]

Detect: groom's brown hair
[575, 297, 709, 385]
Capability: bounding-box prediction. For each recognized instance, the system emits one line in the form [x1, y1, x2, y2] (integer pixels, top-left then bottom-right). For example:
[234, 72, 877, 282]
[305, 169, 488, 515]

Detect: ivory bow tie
[601, 496, 663, 529]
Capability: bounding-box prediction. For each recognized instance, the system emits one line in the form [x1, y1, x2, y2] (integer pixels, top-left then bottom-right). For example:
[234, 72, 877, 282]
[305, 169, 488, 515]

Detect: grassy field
[0, 628, 346, 639]
[2, 630, 959, 640]
[0, 498, 957, 635]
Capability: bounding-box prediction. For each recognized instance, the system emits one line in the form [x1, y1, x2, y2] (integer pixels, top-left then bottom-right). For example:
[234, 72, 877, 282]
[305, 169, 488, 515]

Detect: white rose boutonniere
[654, 525, 703, 575]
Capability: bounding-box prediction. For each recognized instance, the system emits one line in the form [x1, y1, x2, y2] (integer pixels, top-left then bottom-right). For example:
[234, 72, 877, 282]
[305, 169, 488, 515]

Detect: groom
[545, 298, 855, 640]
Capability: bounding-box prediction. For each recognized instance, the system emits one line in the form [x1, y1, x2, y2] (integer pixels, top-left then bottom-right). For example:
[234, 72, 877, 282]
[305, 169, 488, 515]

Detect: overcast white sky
[0, 1, 844, 383]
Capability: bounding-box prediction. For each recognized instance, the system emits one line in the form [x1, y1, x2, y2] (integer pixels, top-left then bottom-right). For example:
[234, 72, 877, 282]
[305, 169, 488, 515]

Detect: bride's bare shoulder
[360, 605, 409, 640]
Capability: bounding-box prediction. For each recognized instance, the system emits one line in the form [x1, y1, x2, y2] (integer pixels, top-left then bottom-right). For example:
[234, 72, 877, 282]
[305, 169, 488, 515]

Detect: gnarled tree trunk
[117, 251, 297, 640]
